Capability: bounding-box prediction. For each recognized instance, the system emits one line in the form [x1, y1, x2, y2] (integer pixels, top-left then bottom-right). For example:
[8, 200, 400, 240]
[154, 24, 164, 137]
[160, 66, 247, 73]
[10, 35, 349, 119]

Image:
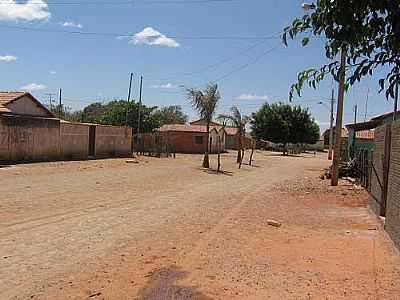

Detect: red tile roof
[158, 124, 227, 133]
[355, 130, 374, 140]
[0, 91, 26, 105]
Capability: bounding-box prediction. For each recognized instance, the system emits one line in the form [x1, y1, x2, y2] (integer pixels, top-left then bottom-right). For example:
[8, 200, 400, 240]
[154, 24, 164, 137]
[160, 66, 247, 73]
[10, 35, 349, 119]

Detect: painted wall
[95, 125, 132, 158]
[6, 96, 51, 117]
[60, 122, 89, 160]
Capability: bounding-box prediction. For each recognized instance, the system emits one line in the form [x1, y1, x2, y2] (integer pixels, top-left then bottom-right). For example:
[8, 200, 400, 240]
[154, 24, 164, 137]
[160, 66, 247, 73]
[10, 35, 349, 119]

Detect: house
[157, 124, 226, 154]
[0, 91, 54, 118]
[189, 119, 253, 150]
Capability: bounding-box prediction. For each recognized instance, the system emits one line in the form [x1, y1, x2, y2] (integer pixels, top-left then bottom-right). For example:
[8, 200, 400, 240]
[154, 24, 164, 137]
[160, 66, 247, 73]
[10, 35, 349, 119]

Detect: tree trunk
[217, 136, 221, 172]
[203, 123, 210, 168]
[237, 132, 242, 163]
[249, 140, 255, 166]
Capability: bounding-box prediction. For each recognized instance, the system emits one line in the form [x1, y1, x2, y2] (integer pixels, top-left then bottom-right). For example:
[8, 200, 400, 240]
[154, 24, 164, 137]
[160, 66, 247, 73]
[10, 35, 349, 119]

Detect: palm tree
[187, 83, 220, 168]
[219, 106, 250, 164]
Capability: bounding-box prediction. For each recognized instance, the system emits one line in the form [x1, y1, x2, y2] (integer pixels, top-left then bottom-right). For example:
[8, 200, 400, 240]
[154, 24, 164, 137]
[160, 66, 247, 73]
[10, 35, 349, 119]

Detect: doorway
[88, 125, 96, 158]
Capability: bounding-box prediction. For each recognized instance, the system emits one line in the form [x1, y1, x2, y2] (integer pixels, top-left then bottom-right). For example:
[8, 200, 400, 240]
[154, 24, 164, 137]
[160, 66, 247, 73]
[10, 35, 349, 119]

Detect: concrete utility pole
[58, 89, 62, 119]
[137, 75, 143, 137]
[331, 48, 346, 186]
[352, 104, 358, 159]
[328, 89, 335, 160]
[126, 73, 133, 125]
[364, 87, 369, 122]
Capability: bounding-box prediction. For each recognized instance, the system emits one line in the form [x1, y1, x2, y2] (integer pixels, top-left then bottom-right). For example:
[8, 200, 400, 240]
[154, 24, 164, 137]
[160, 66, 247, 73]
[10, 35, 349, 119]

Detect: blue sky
[0, 0, 396, 132]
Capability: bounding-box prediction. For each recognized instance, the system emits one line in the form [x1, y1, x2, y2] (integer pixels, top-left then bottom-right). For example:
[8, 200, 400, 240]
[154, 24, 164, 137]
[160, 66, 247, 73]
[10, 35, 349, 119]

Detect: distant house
[157, 123, 226, 154]
[189, 119, 253, 150]
[0, 91, 54, 118]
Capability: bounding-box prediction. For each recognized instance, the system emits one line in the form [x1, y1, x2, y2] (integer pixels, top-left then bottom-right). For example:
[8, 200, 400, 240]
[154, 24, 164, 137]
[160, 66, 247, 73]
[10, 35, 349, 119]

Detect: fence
[134, 132, 175, 158]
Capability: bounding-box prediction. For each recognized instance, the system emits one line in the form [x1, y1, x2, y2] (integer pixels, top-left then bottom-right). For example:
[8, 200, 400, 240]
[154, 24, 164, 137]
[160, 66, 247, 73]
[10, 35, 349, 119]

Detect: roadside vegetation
[251, 103, 320, 155]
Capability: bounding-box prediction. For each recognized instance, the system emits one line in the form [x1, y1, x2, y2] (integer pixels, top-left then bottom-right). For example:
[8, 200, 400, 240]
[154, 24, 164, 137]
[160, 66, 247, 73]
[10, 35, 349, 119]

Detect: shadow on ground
[135, 266, 214, 300]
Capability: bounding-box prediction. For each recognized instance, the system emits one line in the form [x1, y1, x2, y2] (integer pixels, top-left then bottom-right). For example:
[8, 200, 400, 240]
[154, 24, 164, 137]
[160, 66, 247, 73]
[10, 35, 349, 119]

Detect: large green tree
[187, 83, 220, 168]
[251, 103, 320, 155]
[152, 105, 188, 126]
[283, 1, 400, 100]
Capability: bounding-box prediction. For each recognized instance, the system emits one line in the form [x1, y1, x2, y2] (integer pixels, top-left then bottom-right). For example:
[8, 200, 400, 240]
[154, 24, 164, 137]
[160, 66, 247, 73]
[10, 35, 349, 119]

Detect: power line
[0, 0, 239, 5]
[0, 24, 280, 41]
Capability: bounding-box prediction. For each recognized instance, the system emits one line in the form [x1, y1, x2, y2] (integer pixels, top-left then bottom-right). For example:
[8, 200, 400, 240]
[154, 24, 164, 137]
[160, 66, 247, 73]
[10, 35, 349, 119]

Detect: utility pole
[328, 89, 335, 160]
[58, 89, 62, 119]
[364, 87, 369, 122]
[45, 93, 56, 110]
[137, 76, 143, 137]
[331, 47, 346, 186]
[394, 82, 399, 122]
[352, 104, 358, 159]
[126, 73, 133, 125]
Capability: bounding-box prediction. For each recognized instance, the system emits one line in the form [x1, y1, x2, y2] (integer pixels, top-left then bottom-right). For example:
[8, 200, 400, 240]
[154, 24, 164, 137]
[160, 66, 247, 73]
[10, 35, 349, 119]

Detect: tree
[283, 1, 400, 100]
[218, 106, 250, 163]
[187, 83, 220, 168]
[251, 103, 320, 155]
[152, 105, 188, 126]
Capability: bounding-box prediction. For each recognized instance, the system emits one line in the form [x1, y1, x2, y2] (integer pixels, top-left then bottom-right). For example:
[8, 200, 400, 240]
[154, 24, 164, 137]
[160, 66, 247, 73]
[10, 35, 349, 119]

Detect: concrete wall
[386, 121, 400, 249]
[95, 125, 132, 158]
[7, 95, 51, 117]
[60, 122, 89, 160]
[0, 115, 60, 163]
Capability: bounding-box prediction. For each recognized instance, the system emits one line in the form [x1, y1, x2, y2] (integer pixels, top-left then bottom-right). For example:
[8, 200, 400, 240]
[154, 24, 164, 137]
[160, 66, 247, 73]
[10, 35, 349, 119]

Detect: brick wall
[370, 125, 386, 216]
[387, 121, 400, 248]
[167, 131, 208, 154]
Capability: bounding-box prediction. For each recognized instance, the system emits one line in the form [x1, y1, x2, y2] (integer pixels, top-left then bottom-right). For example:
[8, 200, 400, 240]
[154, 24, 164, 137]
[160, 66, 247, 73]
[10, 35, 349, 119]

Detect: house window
[195, 136, 204, 145]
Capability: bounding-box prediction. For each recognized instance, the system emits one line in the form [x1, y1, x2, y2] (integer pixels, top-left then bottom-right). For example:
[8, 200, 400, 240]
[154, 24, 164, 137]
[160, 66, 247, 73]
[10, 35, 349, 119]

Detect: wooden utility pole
[58, 89, 62, 119]
[328, 89, 335, 160]
[331, 48, 346, 186]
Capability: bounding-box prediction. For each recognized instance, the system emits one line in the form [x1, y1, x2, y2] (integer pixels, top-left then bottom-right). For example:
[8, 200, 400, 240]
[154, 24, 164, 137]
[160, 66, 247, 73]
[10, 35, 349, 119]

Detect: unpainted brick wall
[387, 120, 400, 249]
[370, 125, 386, 216]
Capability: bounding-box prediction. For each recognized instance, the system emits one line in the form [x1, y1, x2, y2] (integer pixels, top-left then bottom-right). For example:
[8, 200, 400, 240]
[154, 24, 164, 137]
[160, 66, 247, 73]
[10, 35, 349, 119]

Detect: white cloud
[21, 83, 46, 92]
[131, 27, 180, 48]
[61, 21, 82, 29]
[0, 55, 17, 62]
[49, 70, 56, 75]
[236, 94, 269, 101]
[0, 0, 50, 21]
[151, 83, 178, 89]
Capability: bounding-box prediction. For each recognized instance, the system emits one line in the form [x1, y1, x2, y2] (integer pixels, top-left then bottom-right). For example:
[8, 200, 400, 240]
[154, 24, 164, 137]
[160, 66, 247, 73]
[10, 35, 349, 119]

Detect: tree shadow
[201, 168, 234, 176]
[135, 266, 214, 300]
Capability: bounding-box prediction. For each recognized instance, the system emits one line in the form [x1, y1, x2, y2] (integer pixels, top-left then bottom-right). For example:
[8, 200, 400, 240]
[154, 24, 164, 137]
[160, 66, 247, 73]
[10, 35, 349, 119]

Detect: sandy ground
[1, 151, 400, 299]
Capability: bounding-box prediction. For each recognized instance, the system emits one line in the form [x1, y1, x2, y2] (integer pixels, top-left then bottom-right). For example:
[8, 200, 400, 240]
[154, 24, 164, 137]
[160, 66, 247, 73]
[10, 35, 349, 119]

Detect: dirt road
[1, 152, 399, 299]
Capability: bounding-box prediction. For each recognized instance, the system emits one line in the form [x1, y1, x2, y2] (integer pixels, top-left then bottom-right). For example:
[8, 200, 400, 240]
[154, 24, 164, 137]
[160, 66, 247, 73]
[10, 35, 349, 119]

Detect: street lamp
[301, 2, 316, 10]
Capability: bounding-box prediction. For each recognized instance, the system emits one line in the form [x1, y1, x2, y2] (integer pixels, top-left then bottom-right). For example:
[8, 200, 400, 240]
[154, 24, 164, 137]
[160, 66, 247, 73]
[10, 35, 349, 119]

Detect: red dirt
[1, 151, 399, 299]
